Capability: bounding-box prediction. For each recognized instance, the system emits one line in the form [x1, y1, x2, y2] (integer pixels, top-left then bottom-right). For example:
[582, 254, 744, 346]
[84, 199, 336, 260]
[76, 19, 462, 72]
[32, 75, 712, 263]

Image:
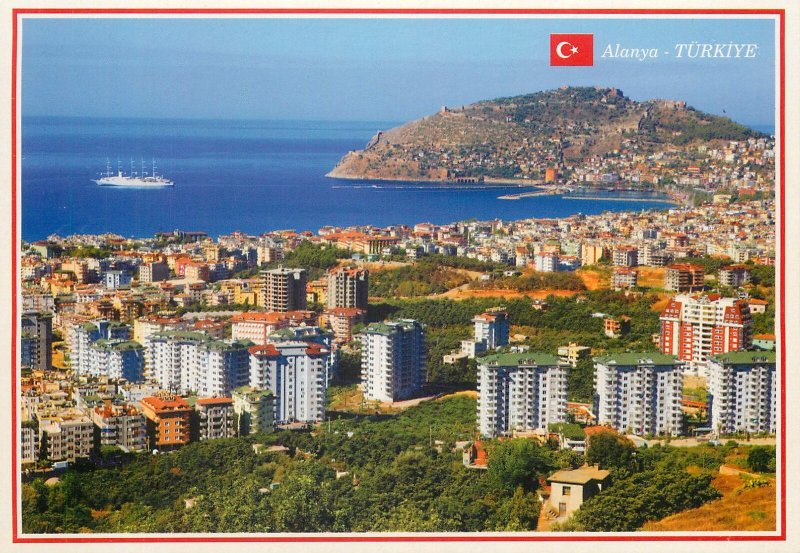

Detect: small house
[546, 465, 610, 520]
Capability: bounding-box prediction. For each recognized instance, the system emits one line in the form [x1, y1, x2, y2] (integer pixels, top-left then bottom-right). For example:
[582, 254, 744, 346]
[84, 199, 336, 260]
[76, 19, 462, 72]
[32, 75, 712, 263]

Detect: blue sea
[22, 116, 680, 241]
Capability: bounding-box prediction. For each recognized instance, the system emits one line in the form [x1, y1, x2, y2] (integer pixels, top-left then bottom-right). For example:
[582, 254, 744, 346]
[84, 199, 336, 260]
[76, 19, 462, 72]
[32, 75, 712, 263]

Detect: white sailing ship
[95, 158, 174, 187]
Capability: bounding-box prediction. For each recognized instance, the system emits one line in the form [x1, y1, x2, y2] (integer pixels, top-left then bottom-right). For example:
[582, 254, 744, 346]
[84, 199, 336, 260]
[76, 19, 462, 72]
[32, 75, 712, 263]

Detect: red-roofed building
[140, 393, 192, 450]
[660, 294, 752, 375]
[463, 440, 489, 469]
[323, 307, 366, 342]
[231, 310, 317, 345]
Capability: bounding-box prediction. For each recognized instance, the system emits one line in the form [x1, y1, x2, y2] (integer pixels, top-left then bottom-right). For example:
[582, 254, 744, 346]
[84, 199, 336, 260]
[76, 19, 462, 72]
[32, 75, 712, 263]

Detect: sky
[21, 17, 776, 127]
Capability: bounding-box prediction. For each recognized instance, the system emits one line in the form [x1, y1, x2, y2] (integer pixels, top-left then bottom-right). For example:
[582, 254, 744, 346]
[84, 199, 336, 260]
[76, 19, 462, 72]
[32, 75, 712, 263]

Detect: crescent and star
[556, 41, 580, 59]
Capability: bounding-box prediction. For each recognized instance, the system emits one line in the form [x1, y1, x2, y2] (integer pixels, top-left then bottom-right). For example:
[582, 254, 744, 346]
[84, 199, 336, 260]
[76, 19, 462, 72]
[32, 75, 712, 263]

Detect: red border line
[11, 7, 786, 544]
[778, 8, 786, 539]
[10, 6, 18, 543]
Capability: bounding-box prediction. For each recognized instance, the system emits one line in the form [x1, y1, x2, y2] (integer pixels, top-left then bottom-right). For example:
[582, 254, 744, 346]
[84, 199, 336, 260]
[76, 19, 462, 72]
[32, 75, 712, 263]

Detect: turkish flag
[550, 34, 594, 66]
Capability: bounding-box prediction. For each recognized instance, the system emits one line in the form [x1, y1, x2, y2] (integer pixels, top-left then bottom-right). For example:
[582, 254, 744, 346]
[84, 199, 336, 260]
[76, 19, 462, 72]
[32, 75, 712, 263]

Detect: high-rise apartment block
[232, 386, 275, 435]
[659, 294, 752, 375]
[260, 267, 307, 312]
[87, 340, 145, 382]
[361, 320, 426, 402]
[473, 309, 510, 350]
[70, 320, 131, 375]
[477, 352, 568, 438]
[707, 351, 776, 435]
[593, 353, 684, 436]
[21, 311, 52, 370]
[194, 397, 237, 440]
[148, 331, 250, 396]
[664, 264, 705, 292]
[327, 267, 369, 309]
[248, 341, 329, 423]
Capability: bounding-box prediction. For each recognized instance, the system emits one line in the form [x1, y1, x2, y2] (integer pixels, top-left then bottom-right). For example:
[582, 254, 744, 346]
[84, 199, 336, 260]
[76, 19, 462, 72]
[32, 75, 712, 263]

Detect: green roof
[481, 352, 563, 367]
[710, 351, 776, 365]
[151, 330, 246, 352]
[91, 339, 143, 352]
[152, 330, 208, 341]
[363, 319, 421, 336]
[233, 385, 274, 399]
[593, 352, 681, 366]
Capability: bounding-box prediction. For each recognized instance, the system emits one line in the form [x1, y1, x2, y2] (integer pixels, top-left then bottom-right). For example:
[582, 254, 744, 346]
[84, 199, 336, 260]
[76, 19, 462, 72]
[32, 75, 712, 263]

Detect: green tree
[38, 431, 49, 462]
[494, 485, 541, 531]
[747, 446, 776, 473]
[487, 439, 555, 493]
[568, 357, 595, 403]
[270, 466, 335, 532]
[586, 431, 636, 470]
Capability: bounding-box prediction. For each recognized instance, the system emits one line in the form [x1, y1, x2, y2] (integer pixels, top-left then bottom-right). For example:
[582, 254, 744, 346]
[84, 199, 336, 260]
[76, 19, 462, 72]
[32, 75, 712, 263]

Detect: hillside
[327, 86, 763, 182]
[642, 472, 775, 531]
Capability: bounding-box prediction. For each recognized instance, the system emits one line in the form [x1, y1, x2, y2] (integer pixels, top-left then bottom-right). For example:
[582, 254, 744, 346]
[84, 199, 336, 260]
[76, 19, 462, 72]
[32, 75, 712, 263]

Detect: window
[563, 485, 571, 496]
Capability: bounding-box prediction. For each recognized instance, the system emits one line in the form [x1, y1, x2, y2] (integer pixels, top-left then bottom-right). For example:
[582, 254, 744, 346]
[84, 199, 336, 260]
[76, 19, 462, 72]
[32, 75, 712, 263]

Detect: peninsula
[327, 86, 766, 187]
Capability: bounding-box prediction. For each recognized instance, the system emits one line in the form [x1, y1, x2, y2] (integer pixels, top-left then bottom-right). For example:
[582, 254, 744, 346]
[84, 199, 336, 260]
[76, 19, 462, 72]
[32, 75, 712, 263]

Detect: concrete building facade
[327, 267, 369, 310]
[477, 352, 568, 438]
[593, 353, 684, 436]
[659, 294, 752, 375]
[707, 351, 776, 435]
[361, 319, 426, 402]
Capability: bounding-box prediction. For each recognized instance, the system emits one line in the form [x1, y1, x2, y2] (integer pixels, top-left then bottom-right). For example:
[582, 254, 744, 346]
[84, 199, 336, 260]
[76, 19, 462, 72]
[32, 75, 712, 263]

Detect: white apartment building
[708, 351, 777, 435]
[21, 422, 37, 464]
[38, 413, 95, 463]
[477, 352, 568, 438]
[534, 252, 559, 273]
[69, 320, 131, 375]
[248, 341, 328, 423]
[86, 340, 145, 382]
[593, 353, 684, 436]
[361, 319, 426, 402]
[473, 309, 510, 350]
[148, 331, 250, 397]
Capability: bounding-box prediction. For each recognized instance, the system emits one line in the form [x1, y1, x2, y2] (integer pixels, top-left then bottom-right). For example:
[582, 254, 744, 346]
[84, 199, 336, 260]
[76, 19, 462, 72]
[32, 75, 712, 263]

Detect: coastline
[327, 172, 683, 206]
